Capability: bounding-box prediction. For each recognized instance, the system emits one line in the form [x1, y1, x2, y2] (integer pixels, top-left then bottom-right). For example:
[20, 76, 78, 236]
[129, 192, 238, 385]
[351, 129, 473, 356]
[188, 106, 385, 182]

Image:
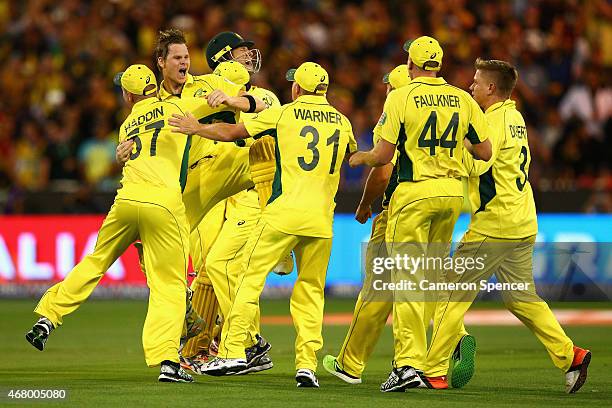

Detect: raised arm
[169, 112, 249, 141]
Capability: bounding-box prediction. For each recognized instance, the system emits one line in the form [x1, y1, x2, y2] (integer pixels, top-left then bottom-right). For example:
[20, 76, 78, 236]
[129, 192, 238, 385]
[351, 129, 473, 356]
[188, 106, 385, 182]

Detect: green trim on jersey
[267, 130, 282, 204]
[179, 135, 192, 192]
[466, 123, 481, 144]
[475, 167, 496, 213]
[396, 123, 414, 182]
[383, 164, 399, 206]
[198, 110, 237, 125]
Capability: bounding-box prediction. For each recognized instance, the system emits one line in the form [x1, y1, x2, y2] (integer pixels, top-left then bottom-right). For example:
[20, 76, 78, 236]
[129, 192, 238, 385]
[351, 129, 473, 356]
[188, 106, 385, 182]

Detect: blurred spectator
[12, 122, 49, 191]
[76, 119, 118, 190]
[0, 0, 609, 214]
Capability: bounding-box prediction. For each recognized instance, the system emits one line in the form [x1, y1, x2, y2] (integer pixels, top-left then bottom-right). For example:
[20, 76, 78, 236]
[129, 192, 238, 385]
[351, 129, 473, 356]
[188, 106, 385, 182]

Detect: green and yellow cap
[383, 64, 410, 89]
[403, 36, 443, 71]
[286, 62, 329, 94]
[213, 61, 250, 86]
[113, 64, 157, 96]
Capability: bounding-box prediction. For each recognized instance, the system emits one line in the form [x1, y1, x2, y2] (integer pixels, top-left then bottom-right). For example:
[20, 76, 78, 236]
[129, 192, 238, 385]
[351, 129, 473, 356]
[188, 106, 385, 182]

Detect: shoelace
[382, 371, 399, 388]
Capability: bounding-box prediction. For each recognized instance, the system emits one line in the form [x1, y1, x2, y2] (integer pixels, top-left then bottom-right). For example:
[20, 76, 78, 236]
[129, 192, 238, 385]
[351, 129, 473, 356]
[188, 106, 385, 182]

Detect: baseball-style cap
[403, 36, 443, 71]
[213, 61, 250, 86]
[383, 64, 410, 89]
[286, 62, 329, 94]
[206, 31, 255, 69]
[113, 64, 157, 96]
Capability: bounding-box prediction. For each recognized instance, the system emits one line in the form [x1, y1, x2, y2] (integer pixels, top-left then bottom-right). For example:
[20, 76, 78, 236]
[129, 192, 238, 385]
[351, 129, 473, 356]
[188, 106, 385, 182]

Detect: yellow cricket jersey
[116, 97, 189, 204]
[462, 99, 538, 239]
[380, 76, 488, 199]
[226, 85, 282, 218]
[373, 117, 399, 208]
[242, 94, 357, 238]
[159, 73, 243, 166]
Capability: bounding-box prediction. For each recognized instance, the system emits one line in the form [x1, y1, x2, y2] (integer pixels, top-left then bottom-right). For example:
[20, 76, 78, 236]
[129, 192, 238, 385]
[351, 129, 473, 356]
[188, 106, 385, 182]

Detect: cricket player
[349, 36, 492, 392]
[116, 29, 268, 366]
[26, 64, 195, 383]
[323, 65, 410, 384]
[191, 60, 282, 375]
[170, 62, 357, 388]
[181, 31, 285, 367]
[422, 58, 591, 394]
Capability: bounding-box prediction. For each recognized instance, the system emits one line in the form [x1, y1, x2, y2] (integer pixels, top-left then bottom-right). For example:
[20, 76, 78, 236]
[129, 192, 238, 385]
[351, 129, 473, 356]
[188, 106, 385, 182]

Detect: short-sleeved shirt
[380, 76, 488, 183]
[242, 94, 357, 238]
[462, 99, 537, 238]
[159, 73, 243, 166]
[117, 97, 190, 202]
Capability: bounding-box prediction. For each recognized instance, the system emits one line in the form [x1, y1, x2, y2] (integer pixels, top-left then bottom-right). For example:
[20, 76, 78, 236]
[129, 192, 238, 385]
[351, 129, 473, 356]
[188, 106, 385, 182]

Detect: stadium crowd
[0, 0, 610, 213]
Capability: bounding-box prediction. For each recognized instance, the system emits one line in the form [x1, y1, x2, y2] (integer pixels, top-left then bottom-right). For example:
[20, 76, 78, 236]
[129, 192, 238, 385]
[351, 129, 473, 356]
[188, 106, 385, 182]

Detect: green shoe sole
[450, 335, 476, 388]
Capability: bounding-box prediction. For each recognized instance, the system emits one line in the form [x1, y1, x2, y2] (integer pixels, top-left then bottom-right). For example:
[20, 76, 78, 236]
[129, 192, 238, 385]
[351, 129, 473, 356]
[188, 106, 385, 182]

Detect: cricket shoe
[296, 369, 319, 388]
[159, 360, 194, 383]
[244, 334, 272, 366]
[25, 317, 54, 351]
[322, 355, 362, 384]
[235, 352, 274, 375]
[450, 334, 476, 388]
[180, 355, 204, 375]
[565, 346, 591, 393]
[414, 371, 449, 389]
[380, 366, 420, 392]
[200, 357, 247, 376]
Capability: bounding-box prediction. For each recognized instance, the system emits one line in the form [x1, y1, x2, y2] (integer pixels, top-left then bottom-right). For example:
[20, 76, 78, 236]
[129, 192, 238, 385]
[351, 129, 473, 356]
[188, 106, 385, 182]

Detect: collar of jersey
[132, 97, 158, 109]
[409, 76, 446, 86]
[295, 94, 328, 104]
[485, 99, 515, 114]
[158, 73, 195, 100]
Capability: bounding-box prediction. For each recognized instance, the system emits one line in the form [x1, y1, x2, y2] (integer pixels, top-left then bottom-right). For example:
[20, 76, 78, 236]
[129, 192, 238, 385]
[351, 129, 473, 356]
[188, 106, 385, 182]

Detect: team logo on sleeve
[377, 112, 387, 126]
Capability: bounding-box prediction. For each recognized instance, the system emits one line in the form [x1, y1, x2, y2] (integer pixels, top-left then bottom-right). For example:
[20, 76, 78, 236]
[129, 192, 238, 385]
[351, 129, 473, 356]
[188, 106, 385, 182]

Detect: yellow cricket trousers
[218, 220, 332, 371]
[182, 200, 226, 357]
[35, 191, 189, 367]
[336, 210, 392, 377]
[386, 180, 463, 370]
[206, 203, 262, 348]
[425, 230, 574, 376]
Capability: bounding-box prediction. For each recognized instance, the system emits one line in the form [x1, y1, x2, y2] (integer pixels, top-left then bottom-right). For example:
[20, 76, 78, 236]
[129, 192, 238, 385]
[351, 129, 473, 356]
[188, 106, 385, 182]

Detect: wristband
[243, 94, 257, 113]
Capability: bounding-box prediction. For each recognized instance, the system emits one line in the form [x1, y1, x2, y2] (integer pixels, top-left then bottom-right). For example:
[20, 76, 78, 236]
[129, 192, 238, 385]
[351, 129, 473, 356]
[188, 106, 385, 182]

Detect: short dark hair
[155, 29, 187, 70]
[474, 58, 518, 97]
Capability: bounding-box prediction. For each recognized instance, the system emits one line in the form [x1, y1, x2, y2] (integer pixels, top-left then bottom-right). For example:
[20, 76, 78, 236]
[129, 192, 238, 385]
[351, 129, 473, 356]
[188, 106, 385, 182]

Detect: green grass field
[1, 299, 611, 407]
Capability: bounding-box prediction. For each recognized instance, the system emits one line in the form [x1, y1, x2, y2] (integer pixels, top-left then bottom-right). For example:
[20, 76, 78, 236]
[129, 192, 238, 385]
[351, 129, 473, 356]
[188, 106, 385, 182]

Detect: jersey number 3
[298, 126, 340, 174]
[516, 146, 528, 191]
[126, 120, 164, 160]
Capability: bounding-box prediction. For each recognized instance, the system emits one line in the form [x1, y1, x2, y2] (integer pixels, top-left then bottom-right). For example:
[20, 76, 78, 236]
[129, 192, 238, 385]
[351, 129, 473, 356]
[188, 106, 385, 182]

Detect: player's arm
[115, 126, 133, 165]
[355, 163, 393, 223]
[348, 139, 395, 167]
[116, 140, 134, 165]
[169, 112, 249, 141]
[465, 98, 493, 161]
[206, 90, 266, 113]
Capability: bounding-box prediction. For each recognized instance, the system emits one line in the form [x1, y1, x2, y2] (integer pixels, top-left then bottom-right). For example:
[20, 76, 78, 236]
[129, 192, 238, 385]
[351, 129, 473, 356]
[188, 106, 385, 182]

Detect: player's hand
[169, 112, 200, 135]
[349, 152, 366, 167]
[355, 203, 372, 224]
[206, 89, 230, 108]
[116, 140, 134, 164]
